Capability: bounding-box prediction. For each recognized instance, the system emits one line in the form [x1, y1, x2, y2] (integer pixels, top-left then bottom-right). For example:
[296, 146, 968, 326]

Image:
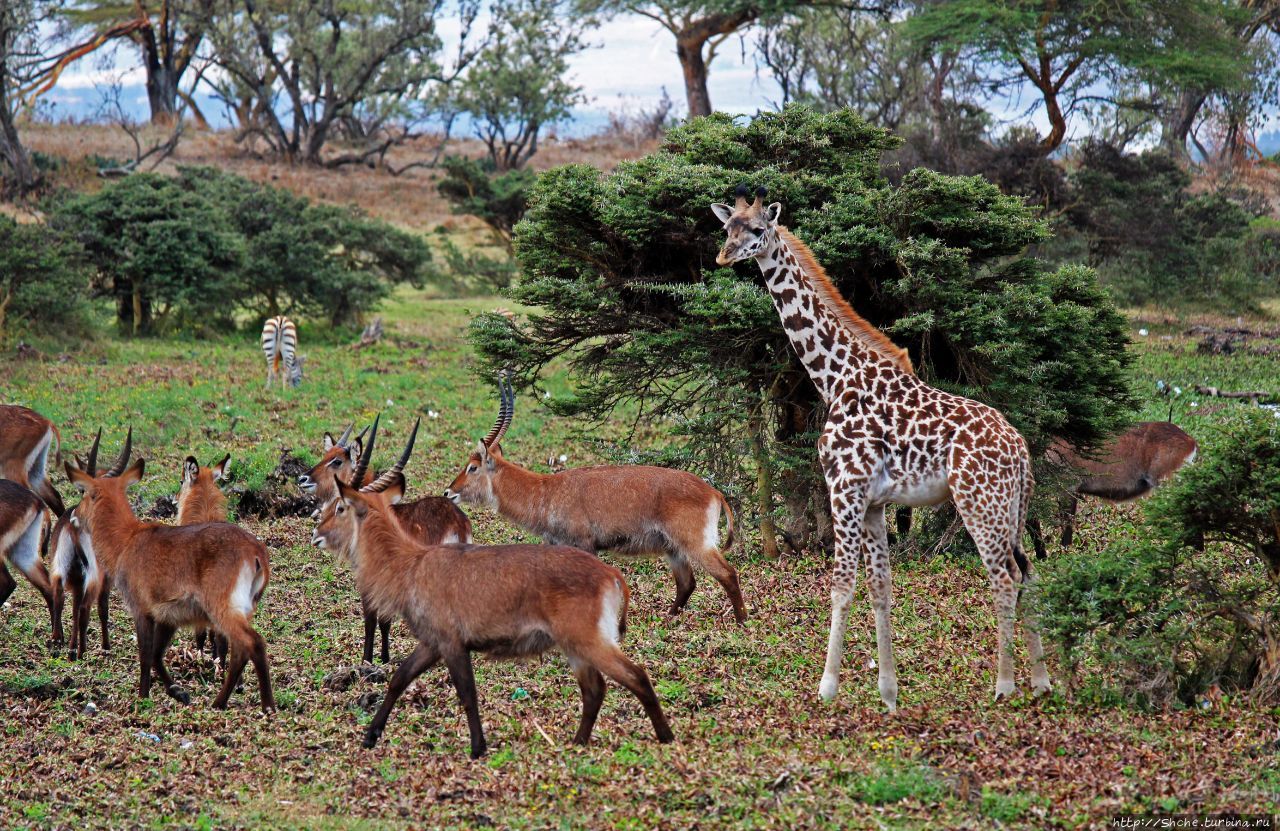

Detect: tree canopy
[473, 105, 1134, 548]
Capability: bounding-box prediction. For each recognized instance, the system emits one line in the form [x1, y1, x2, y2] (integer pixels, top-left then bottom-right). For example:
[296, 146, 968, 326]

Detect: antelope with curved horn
[446, 375, 746, 624]
[302, 416, 473, 663]
[177, 452, 234, 664]
[49, 428, 132, 658]
[313, 478, 675, 756]
[0, 404, 66, 517]
[65, 453, 274, 710]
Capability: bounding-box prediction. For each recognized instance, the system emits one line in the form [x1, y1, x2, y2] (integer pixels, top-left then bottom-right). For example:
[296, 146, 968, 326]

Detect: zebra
[261, 316, 305, 390]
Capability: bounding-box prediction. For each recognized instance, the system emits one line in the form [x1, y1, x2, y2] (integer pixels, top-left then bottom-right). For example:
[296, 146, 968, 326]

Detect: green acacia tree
[905, 0, 1255, 155]
[54, 173, 244, 334]
[472, 105, 1134, 551]
[451, 0, 590, 171]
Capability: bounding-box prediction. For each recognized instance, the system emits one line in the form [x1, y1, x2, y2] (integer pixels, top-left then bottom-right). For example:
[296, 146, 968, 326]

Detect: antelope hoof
[167, 686, 191, 704]
[469, 741, 488, 760]
[362, 728, 382, 749]
[994, 679, 1016, 699]
[818, 674, 839, 703]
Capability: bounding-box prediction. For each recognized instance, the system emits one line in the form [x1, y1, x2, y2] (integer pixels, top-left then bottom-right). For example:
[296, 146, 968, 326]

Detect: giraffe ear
[710, 203, 733, 224]
[765, 202, 783, 224]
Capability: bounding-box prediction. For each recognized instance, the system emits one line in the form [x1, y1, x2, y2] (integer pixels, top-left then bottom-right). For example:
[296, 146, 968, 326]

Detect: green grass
[1, 293, 1277, 829]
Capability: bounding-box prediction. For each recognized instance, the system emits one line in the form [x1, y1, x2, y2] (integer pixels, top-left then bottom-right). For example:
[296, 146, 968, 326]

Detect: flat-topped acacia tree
[471, 105, 1134, 552]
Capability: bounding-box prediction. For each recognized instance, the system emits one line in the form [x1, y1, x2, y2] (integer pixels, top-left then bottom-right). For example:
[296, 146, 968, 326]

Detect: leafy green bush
[1065, 141, 1273, 311]
[0, 216, 90, 339]
[52, 173, 244, 335]
[474, 105, 1134, 548]
[1034, 410, 1280, 706]
[51, 168, 434, 334]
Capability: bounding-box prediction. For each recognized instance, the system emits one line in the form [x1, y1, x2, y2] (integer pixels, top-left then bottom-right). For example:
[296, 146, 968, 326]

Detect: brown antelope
[0, 479, 59, 642]
[0, 404, 66, 517]
[1038, 421, 1198, 553]
[65, 455, 274, 710]
[312, 477, 675, 757]
[50, 429, 132, 659]
[445, 376, 746, 623]
[299, 417, 472, 663]
[177, 452, 233, 664]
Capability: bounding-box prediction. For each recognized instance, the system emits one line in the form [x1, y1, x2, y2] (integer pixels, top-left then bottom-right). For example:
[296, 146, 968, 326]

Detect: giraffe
[711, 186, 1050, 710]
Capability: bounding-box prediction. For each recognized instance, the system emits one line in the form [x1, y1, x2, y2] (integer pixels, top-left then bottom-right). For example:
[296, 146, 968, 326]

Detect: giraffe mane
[776, 227, 915, 376]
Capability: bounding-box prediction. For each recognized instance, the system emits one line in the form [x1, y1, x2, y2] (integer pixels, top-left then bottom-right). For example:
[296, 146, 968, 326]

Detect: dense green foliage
[51, 168, 433, 334]
[474, 105, 1134, 547]
[1063, 142, 1278, 310]
[0, 216, 90, 337]
[1036, 410, 1280, 706]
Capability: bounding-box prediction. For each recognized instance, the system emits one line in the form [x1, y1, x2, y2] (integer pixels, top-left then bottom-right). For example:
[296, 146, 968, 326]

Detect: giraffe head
[711, 185, 782, 265]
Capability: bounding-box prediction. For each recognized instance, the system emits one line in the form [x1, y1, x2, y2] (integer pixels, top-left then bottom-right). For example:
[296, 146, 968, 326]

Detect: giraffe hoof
[994, 680, 1016, 699]
[1032, 679, 1052, 696]
[818, 676, 839, 702]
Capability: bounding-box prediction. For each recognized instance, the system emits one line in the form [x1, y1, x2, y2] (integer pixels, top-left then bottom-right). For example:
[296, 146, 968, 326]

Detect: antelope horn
[480, 372, 512, 449]
[350, 414, 379, 488]
[490, 373, 515, 449]
[103, 427, 132, 478]
[336, 423, 354, 448]
[85, 428, 103, 476]
[362, 417, 419, 494]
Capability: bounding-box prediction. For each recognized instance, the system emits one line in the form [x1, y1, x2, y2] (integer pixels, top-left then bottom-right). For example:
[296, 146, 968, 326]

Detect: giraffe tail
[1010, 450, 1033, 583]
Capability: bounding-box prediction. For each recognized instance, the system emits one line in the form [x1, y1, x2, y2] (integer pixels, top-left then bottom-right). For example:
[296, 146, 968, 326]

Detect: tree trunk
[676, 33, 714, 118]
[1160, 90, 1206, 161]
[145, 65, 181, 126]
[1039, 84, 1067, 155]
[0, 93, 39, 196]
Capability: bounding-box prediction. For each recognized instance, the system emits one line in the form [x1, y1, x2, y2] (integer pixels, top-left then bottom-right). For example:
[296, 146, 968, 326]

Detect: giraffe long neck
[756, 233, 876, 404]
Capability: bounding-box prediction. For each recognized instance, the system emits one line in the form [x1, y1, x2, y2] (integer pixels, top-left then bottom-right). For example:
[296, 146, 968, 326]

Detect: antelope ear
[336, 477, 366, 516]
[183, 456, 200, 484]
[323, 432, 336, 452]
[213, 454, 231, 480]
[710, 203, 733, 224]
[66, 461, 92, 491]
[765, 202, 782, 224]
[122, 458, 146, 488]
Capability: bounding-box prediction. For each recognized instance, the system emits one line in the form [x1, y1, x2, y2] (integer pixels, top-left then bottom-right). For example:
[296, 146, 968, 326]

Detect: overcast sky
[46, 14, 782, 131]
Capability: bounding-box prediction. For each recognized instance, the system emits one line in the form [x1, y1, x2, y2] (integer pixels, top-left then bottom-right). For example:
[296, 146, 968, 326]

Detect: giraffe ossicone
[712, 188, 1051, 709]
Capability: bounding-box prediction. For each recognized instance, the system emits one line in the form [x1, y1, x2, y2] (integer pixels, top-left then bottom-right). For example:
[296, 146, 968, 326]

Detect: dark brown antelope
[445, 376, 746, 623]
[300, 417, 472, 663]
[1041, 421, 1198, 551]
[0, 404, 66, 517]
[312, 478, 675, 757]
[50, 429, 132, 659]
[0, 478, 59, 643]
[177, 452, 233, 664]
[65, 455, 274, 710]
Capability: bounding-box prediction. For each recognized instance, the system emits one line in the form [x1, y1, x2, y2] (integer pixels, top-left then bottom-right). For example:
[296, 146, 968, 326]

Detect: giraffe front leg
[863, 505, 898, 711]
[818, 484, 868, 703]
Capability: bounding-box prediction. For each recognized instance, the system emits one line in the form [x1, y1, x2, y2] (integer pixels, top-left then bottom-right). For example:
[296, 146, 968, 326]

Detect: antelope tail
[719, 494, 736, 552]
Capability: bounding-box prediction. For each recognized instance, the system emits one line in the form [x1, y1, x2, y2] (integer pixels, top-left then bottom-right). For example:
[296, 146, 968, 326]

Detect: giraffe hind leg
[862, 505, 897, 710]
[955, 495, 1021, 699]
